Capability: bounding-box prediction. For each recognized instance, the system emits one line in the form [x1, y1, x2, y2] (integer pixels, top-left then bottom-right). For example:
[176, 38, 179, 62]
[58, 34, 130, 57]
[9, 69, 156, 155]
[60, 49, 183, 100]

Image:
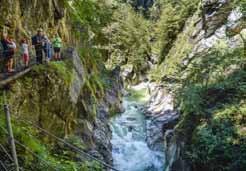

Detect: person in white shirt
[21, 38, 30, 68]
[7, 37, 16, 72]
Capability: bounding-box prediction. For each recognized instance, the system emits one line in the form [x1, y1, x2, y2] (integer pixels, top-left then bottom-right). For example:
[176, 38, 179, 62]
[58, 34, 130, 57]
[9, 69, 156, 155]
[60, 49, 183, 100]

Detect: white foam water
[110, 99, 165, 171]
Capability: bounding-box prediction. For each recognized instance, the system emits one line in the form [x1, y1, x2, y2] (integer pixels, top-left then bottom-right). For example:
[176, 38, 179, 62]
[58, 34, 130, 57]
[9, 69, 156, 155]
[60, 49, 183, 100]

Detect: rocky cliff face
[145, 83, 178, 152]
[167, 0, 244, 169]
[0, 0, 69, 41]
[5, 48, 124, 166]
[145, 0, 245, 171]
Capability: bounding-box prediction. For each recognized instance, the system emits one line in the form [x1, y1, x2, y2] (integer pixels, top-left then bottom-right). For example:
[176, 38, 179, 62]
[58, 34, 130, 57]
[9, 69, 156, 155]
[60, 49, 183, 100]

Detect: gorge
[0, 0, 245, 171]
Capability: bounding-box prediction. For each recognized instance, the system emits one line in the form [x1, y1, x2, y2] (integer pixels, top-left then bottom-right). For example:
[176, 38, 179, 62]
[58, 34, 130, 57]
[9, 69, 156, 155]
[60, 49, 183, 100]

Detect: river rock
[202, 0, 232, 37]
[164, 130, 190, 171]
[93, 117, 113, 164]
[145, 84, 179, 151]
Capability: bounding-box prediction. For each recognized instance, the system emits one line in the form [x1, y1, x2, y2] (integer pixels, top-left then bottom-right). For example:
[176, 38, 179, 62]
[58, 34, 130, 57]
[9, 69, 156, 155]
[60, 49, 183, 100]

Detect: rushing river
[110, 89, 165, 171]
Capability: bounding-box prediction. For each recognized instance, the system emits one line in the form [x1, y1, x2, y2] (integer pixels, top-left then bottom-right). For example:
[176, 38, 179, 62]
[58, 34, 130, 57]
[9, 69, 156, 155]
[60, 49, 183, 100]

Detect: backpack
[32, 36, 37, 46]
[0, 42, 3, 58]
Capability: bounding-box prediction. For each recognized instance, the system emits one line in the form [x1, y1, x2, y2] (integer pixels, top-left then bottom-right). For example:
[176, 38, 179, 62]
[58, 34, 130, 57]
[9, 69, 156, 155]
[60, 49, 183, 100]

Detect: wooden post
[4, 104, 19, 171]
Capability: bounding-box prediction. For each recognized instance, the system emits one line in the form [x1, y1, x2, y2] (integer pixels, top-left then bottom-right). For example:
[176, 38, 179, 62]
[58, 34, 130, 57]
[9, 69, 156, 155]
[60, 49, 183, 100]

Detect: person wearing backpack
[52, 33, 62, 60]
[1, 33, 16, 73]
[1, 33, 10, 72]
[32, 29, 45, 64]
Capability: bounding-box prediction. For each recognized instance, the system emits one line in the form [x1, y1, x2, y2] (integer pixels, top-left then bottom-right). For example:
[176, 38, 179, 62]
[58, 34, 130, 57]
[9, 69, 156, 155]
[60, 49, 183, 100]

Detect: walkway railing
[0, 47, 37, 82]
[0, 45, 63, 87]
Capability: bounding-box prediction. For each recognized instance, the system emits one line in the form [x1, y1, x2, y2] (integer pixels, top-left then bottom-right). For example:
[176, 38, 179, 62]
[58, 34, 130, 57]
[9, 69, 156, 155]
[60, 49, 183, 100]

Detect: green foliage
[106, 4, 151, 74]
[184, 46, 245, 86]
[152, 0, 200, 63]
[32, 61, 74, 86]
[235, 0, 246, 15]
[103, 0, 200, 83]
[68, 0, 114, 52]
[0, 114, 103, 171]
[175, 43, 246, 170]
[189, 103, 246, 171]
[150, 10, 199, 81]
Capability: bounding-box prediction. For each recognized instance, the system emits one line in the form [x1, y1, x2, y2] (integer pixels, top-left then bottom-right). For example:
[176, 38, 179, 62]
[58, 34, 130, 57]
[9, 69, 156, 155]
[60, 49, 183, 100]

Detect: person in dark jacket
[32, 29, 45, 64]
[1, 33, 16, 72]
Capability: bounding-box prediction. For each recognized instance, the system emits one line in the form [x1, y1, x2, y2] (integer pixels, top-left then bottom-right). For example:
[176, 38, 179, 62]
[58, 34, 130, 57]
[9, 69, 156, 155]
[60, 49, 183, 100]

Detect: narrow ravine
[110, 85, 165, 171]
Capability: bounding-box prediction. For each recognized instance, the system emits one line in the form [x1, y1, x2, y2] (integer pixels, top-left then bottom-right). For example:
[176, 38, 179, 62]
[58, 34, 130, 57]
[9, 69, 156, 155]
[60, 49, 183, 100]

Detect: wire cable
[14, 139, 59, 171]
[17, 118, 120, 171]
[0, 160, 8, 171]
[0, 143, 23, 171]
[0, 143, 14, 162]
[12, 119, 108, 171]
[0, 144, 27, 171]
[0, 125, 45, 171]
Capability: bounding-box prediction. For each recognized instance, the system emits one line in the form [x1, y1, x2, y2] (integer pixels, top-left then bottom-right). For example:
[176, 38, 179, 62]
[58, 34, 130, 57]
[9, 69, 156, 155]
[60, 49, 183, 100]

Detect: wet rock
[66, 48, 85, 104]
[93, 117, 113, 165]
[164, 131, 190, 171]
[145, 85, 179, 151]
[126, 117, 137, 121]
[146, 110, 179, 151]
[128, 125, 135, 132]
[0, 0, 68, 40]
[202, 0, 232, 37]
[121, 64, 134, 80]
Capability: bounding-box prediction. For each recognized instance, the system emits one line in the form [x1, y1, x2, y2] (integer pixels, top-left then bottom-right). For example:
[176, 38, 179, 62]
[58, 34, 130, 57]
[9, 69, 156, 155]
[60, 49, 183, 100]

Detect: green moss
[32, 61, 74, 86]
[0, 114, 103, 171]
[127, 87, 149, 102]
[0, 88, 104, 171]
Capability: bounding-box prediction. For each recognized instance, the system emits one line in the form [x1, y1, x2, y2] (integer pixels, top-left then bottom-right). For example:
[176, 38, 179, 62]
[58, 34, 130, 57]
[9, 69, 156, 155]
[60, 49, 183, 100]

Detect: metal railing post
[3, 91, 19, 171]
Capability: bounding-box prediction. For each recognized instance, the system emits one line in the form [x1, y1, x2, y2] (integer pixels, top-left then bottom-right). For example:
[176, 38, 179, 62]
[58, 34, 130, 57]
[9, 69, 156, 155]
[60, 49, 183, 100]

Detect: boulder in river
[145, 84, 179, 151]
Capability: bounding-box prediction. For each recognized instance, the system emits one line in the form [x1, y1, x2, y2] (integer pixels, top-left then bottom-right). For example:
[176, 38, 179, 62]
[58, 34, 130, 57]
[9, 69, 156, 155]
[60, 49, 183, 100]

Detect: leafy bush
[175, 42, 246, 170]
[189, 103, 246, 171]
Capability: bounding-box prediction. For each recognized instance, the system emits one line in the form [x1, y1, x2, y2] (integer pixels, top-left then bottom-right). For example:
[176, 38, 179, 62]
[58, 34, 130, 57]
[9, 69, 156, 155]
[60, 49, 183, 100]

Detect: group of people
[1, 28, 62, 73]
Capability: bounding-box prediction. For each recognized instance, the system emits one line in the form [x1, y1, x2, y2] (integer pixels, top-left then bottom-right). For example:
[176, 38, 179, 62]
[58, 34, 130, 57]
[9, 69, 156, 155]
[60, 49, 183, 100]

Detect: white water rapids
[110, 85, 165, 171]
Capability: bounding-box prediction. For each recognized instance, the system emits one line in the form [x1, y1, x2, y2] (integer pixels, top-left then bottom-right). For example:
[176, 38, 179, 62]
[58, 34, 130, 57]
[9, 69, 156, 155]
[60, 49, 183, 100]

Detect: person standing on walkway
[32, 29, 45, 64]
[52, 33, 62, 60]
[20, 38, 30, 68]
[1, 33, 16, 73]
[8, 37, 16, 72]
[43, 35, 52, 62]
[1, 33, 11, 72]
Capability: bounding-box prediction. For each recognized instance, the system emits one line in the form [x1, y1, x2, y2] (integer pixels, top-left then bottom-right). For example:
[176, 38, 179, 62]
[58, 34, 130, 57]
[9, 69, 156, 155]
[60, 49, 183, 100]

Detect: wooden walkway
[0, 47, 70, 88]
[0, 67, 32, 87]
[0, 50, 37, 88]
